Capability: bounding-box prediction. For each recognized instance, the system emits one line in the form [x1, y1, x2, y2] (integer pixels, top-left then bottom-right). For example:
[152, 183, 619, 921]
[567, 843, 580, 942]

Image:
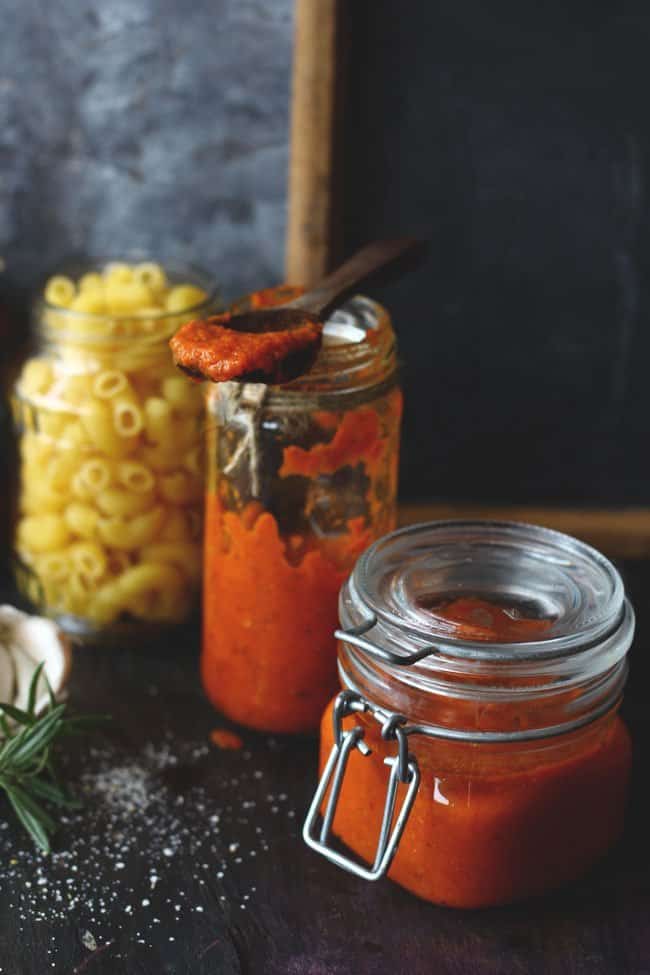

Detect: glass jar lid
[353, 520, 626, 660]
[339, 520, 633, 708]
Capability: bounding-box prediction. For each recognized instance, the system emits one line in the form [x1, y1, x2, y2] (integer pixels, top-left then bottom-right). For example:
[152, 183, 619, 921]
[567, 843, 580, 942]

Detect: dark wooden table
[1, 561, 650, 975]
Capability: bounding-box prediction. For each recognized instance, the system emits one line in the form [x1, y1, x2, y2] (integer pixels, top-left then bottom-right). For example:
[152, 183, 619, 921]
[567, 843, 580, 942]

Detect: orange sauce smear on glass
[320, 596, 632, 907]
[202, 391, 402, 734]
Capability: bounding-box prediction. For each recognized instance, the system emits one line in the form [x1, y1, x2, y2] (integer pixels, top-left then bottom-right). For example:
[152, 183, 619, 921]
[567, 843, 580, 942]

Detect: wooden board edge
[285, 0, 344, 285]
[398, 504, 650, 559]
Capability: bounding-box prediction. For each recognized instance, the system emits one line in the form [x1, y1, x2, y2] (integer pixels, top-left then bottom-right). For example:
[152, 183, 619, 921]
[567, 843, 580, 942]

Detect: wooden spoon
[170, 238, 423, 384]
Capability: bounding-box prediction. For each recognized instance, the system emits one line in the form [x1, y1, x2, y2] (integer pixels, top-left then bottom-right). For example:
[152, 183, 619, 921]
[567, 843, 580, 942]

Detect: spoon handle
[287, 238, 424, 319]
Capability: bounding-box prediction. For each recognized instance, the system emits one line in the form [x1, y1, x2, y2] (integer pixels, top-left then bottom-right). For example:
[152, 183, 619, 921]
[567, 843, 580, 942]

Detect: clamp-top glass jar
[203, 287, 402, 733]
[304, 521, 634, 908]
[11, 259, 219, 643]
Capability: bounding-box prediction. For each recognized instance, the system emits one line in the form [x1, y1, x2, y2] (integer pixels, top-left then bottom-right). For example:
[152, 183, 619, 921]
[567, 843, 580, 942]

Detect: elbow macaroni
[13, 261, 214, 627]
[89, 563, 189, 625]
[116, 460, 155, 494]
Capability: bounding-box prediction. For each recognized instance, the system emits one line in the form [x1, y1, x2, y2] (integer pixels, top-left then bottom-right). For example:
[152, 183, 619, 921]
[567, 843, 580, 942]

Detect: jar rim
[266, 295, 397, 398]
[351, 519, 626, 661]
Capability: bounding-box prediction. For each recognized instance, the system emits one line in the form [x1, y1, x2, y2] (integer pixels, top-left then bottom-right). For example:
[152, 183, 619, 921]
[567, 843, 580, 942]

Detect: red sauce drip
[209, 728, 243, 751]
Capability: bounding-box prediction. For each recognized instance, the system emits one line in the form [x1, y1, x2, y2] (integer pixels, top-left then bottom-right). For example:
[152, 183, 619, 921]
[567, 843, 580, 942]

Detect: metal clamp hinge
[302, 690, 421, 881]
[335, 617, 437, 667]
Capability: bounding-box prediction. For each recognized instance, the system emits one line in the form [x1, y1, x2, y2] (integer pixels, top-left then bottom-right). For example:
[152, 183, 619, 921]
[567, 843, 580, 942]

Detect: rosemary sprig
[0, 663, 109, 853]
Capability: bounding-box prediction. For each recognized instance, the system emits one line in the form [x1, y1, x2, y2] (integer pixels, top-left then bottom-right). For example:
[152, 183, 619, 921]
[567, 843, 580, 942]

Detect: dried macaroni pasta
[13, 261, 215, 630]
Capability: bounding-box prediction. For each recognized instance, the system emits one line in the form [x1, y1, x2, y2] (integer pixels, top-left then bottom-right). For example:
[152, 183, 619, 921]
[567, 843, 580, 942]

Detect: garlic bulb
[0, 606, 70, 714]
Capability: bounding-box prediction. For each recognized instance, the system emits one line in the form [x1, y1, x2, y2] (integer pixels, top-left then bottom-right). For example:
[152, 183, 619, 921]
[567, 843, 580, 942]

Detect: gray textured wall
[0, 0, 293, 302]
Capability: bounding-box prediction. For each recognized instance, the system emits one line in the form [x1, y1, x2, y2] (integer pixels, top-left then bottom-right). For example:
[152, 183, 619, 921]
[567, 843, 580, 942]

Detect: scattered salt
[0, 733, 291, 965]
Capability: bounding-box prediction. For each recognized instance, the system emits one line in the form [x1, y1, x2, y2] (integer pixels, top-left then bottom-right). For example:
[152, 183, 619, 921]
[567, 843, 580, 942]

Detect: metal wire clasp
[302, 690, 421, 881]
[334, 616, 437, 666]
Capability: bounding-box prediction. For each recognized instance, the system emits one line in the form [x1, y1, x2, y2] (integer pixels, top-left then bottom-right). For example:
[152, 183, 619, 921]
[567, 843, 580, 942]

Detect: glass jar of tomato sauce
[11, 258, 219, 644]
[203, 289, 402, 733]
[304, 520, 634, 908]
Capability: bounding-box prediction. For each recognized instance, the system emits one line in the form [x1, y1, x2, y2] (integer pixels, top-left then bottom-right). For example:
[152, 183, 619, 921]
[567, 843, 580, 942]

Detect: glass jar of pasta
[11, 259, 219, 644]
[202, 287, 402, 733]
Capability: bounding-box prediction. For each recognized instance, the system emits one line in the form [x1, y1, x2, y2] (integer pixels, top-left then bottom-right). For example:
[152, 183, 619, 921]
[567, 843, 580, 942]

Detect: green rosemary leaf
[27, 744, 51, 779]
[5, 800, 50, 852]
[0, 705, 65, 769]
[9, 781, 57, 832]
[5, 784, 54, 852]
[59, 714, 112, 735]
[27, 662, 45, 718]
[26, 776, 80, 809]
[0, 666, 110, 851]
[0, 703, 35, 726]
[0, 723, 30, 766]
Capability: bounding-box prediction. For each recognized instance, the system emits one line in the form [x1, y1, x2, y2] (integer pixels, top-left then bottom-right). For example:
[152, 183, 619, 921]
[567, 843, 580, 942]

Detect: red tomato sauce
[202, 498, 374, 733]
[170, 313, 322, 383]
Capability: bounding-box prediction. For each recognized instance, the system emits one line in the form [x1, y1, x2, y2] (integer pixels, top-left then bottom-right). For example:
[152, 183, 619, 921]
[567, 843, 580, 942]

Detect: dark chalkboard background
[343, 2, 650, 506]
[2, 0, 650, 506]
